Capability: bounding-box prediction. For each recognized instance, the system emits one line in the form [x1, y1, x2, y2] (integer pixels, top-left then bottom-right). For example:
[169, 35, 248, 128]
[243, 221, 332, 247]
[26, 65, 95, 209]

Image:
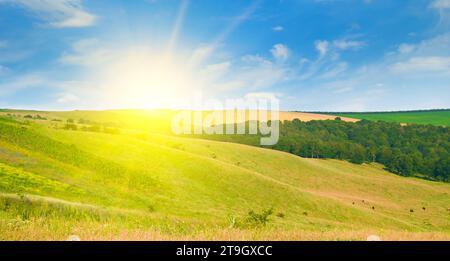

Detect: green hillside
[332, 110, 450, 126]
[0, 114, 449, 240]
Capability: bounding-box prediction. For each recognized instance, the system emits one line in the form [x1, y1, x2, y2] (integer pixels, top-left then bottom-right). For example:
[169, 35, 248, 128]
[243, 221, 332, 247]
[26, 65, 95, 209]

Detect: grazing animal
[422, 207, 426, 211]
[410, 209, 414, 213]
[352, 202, 355, 205]
[372, 206, 375, 210]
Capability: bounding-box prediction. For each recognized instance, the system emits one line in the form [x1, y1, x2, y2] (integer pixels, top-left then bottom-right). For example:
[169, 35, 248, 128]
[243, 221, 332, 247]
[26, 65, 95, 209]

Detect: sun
[101, 48, 197, 109]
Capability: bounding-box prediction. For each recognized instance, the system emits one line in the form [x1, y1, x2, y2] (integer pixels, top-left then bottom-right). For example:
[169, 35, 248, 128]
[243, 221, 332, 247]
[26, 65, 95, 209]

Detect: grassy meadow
[332, 110, 450, 126]
[0, 110, 449, 240]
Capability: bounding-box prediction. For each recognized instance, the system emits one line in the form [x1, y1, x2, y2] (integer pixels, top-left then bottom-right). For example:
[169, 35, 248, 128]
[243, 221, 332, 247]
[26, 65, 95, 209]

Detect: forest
[194, 119, 450, 182]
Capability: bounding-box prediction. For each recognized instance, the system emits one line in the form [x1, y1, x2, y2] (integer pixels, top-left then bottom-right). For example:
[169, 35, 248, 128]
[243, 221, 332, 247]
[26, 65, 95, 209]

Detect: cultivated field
[0, 111, 449, 240]
[332, 110, 450, 126]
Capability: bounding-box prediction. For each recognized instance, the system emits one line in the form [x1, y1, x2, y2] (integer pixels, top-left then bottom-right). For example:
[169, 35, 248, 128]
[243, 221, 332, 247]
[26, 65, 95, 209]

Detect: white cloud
[241, 54, 272, 66]
[71, 38, 99, 52]
[57, 93, 79, 103]
[430, 0, 450, 9]
[187, 2, 259, 67]
[315, 40, 329, 57]
[245, 92, 280, 100]
[398, 43, 415, 54]
[334, 86, 353, 94]
[0, 73, 46, 96]
[272, 26, 284, 32]
[391, 56, 450, 73]
[319, 62, 348, 79]
[0, 0, 96, 28]
[333, 39, 365, 50]
[270, 44, 289, 61]
[234, 53, 290, 90]
[188, 44, 215, 66]
[59, 38, 114, 67]
[430, 0, 450, 26]
[199, 61, 232, 85]
[201, 61, 231, 77]
[320, 79, 357, 94]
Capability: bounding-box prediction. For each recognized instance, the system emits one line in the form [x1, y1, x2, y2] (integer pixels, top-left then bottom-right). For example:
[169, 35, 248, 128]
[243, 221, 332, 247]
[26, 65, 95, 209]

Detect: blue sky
[0, 0, 449, 111]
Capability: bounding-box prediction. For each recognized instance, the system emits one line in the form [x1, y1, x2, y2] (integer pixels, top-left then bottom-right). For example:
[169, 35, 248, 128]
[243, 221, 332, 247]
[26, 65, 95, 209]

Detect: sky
[0, 0, 449, 111]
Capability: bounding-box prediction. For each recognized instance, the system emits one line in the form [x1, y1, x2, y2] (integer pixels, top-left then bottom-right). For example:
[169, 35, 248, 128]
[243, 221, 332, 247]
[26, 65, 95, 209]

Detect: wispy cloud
[272, 25, 284, 32]
[391, 56, 450, 73]
[315, 40, 329, 58]
[271, 44, 289, 61]
[430, 0, 450, 9]
[0, 0, 96, 28]
[0, 73, 46, 96]
[302, 32, 450, 111]
[56, 93, 79, 103]
[59, 38, 113, 67]
[333, 39, 365, 50]
[429, 0, 450, 27]
[398, 43, 415, 54]
[319, 62, 348, 79]
[188, 0, 260, 66]
[167, 0, 189, 53]
[207, 53, 288, 92]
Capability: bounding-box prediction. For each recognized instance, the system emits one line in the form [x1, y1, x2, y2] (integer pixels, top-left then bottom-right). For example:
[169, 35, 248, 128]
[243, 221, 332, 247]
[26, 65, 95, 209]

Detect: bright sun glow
[101, 49, 197, 109]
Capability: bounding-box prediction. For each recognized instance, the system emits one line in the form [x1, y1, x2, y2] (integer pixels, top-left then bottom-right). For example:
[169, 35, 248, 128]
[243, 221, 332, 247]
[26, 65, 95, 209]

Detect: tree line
[194, 119, 450, 182]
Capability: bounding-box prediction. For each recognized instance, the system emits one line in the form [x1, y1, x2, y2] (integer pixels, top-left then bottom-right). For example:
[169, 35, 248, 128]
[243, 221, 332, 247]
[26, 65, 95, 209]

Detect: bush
[63, 123, 78, 131]
[276, 212, 285, 218]
[34, 115, 47, 120]
[245, 208, 273, 227]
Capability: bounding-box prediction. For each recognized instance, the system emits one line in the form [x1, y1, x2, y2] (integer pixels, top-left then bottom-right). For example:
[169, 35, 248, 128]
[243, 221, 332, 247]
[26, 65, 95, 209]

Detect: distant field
[332, 110, 450, 126]
[278, 111, 357, 122]
[0, 109, 358, 126]
[0, 112, 449, 240]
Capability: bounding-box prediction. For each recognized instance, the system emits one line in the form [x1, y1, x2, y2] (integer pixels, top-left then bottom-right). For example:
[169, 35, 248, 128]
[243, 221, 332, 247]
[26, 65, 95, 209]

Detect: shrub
[245, 208, 273, 227]
[35, 115, 47, 120]
[227, 215, 237, 228]
[63, 123, 78, 131]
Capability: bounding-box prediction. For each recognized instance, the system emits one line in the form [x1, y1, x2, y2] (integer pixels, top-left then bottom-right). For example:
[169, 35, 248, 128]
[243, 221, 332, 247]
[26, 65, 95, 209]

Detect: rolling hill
[0, 112, 449, 240]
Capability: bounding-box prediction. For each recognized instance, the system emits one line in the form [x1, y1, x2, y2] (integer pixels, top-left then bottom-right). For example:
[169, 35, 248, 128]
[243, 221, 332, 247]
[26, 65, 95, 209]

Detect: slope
[0, 116, 449, 240]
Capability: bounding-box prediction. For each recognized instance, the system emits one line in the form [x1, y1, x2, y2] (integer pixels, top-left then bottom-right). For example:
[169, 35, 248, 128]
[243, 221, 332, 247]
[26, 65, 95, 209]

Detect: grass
[332, 110, 450, 126]
[0, 112, 449, 240]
